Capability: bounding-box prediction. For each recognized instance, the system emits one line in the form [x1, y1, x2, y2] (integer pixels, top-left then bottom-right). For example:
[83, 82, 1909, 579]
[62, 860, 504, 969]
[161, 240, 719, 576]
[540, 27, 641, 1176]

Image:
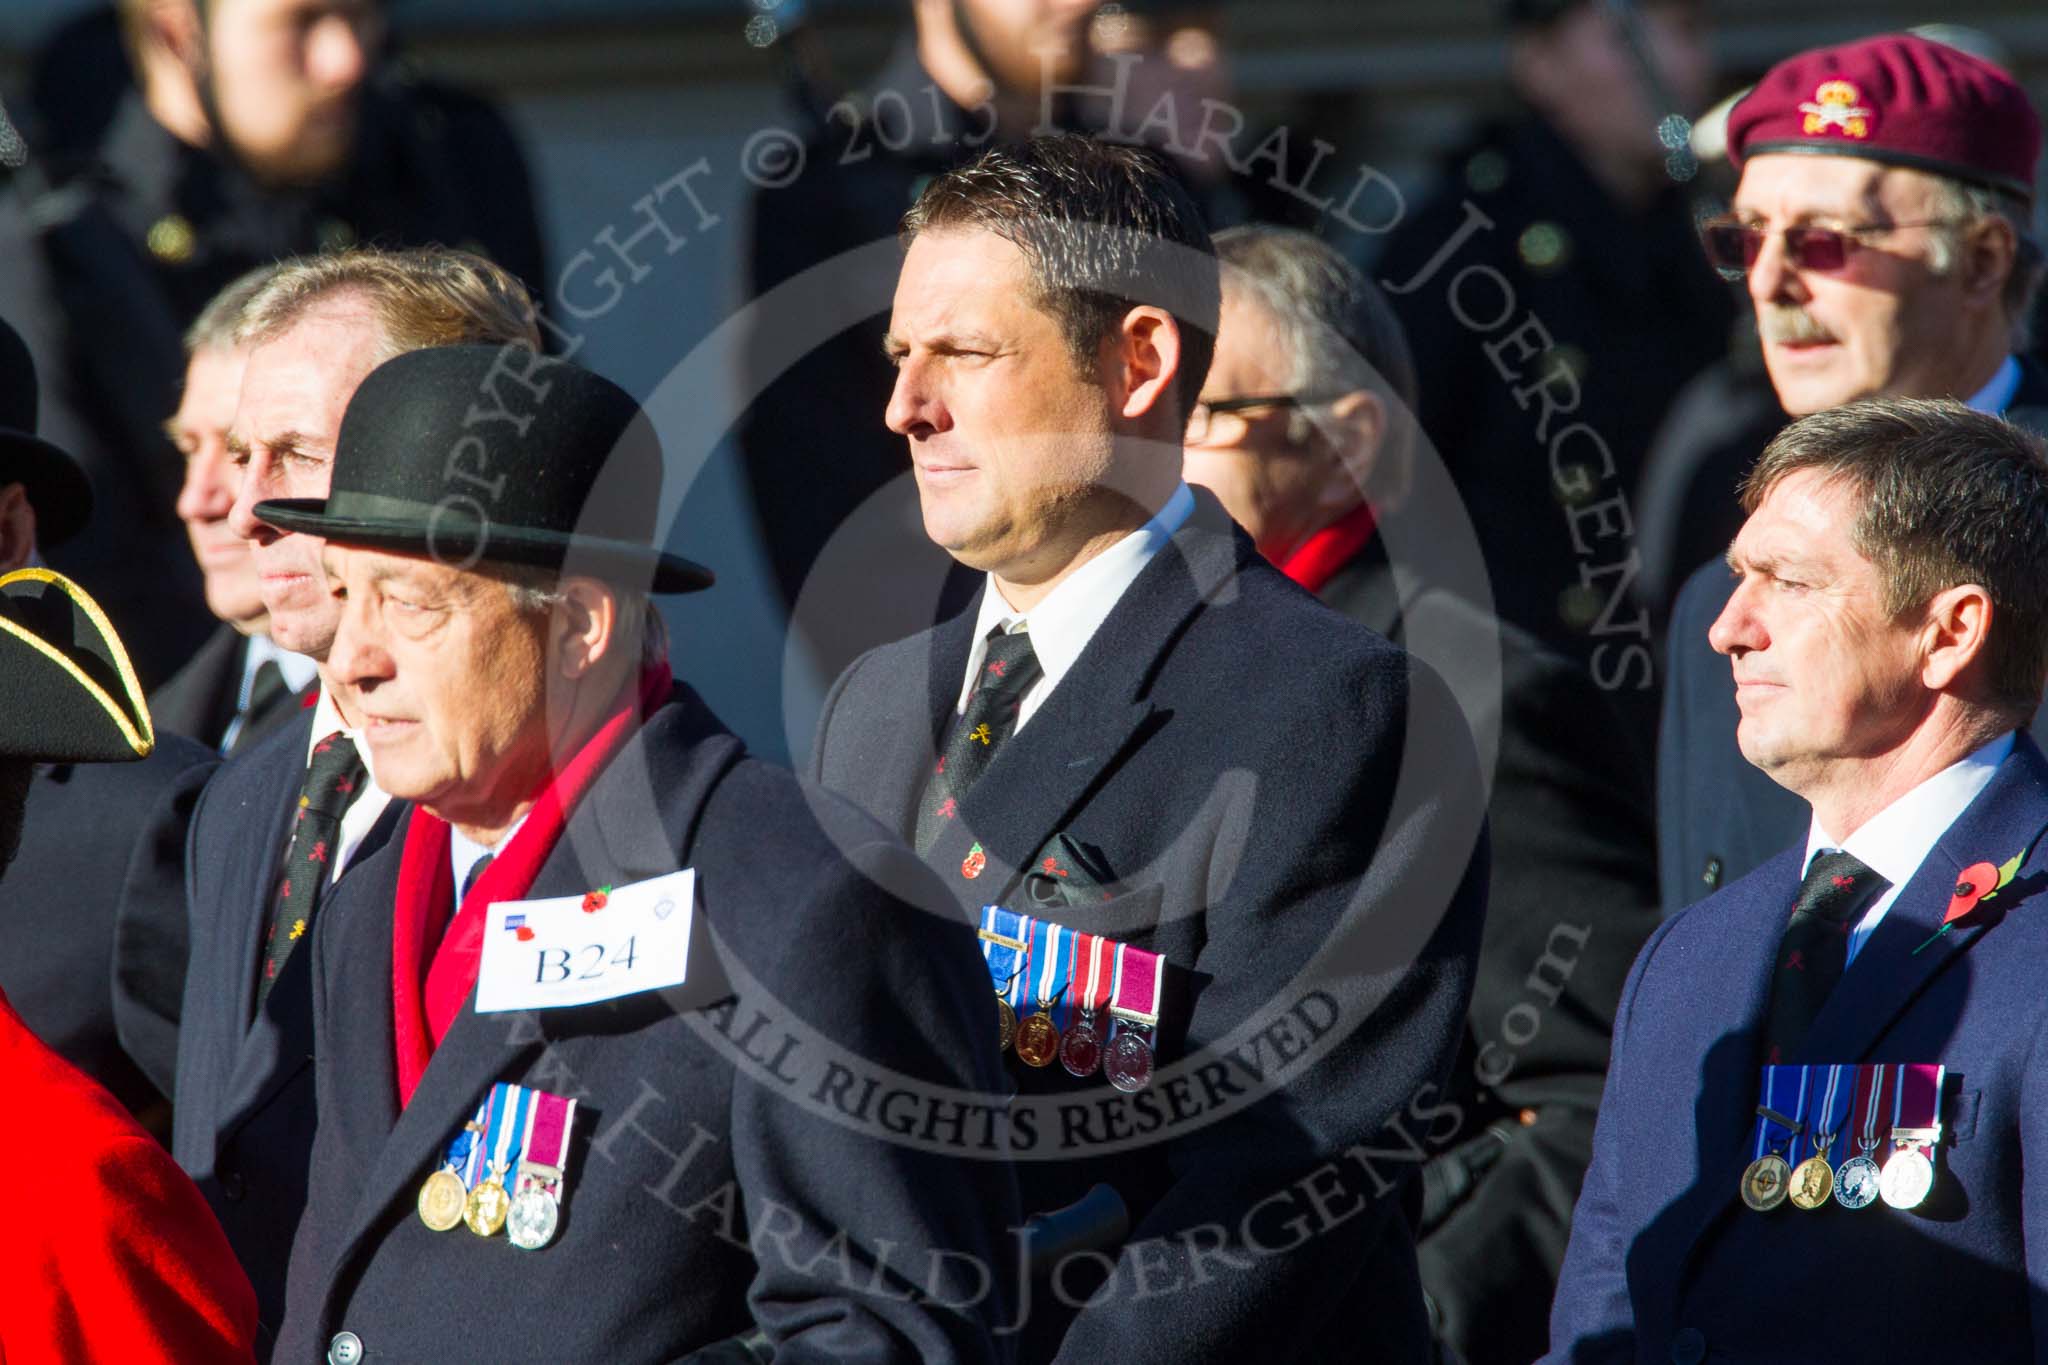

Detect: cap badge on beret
[1799, 81, 1874, 140]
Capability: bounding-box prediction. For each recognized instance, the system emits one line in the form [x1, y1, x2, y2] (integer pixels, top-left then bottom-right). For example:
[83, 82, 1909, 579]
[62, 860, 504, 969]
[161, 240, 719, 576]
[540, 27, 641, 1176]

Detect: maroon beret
[1728, 33, 2041, 201]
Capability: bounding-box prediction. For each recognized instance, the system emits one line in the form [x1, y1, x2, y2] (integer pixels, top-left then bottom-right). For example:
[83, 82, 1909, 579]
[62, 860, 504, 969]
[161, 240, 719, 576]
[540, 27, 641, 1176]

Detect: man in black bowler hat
[266, 344, 1018, 1362]
[0, 311, 218, 1125]
[172, 247, 540, 1356]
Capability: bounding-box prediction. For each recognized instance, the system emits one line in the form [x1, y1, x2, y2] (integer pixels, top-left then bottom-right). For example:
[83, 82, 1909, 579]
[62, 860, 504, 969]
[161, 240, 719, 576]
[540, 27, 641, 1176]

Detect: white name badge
[475, 869, 696, 1013]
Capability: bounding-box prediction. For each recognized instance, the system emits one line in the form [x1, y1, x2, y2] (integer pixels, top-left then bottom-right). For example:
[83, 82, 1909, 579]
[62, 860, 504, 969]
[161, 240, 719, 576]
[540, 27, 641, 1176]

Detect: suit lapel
[925, 493, 1250, 906]
[320, 693, 742, 1290]
[219, 798, 410, 1145]
[1658, 739, 2048, 1305]
[228, 726, 309, 1047]
[1798, 736, 2048, 1063]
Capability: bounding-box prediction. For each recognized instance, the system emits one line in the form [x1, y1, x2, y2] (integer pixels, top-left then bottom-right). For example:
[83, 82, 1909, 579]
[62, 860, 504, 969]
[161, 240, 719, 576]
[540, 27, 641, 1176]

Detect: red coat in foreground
[0, 988, 256, 1363]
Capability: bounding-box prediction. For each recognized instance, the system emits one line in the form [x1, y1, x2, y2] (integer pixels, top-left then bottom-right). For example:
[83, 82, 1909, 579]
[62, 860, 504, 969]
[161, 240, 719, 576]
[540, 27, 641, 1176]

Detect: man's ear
[1322, 389, 1395, 510]
[553, 577, 621, 680]
[143, 0, 207, 70]
[1960, 215, 2017, 311]
[0, 483, 36, 574]
[1115, 306, 1183, 423]
[1919, 582, 1994, 694]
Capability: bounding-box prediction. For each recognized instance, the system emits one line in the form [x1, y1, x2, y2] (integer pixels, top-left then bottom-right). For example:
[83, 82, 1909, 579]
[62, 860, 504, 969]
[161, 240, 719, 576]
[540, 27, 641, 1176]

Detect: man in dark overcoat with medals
[809, 134, 1489, 1362]
[267, 344, 1019, 1362]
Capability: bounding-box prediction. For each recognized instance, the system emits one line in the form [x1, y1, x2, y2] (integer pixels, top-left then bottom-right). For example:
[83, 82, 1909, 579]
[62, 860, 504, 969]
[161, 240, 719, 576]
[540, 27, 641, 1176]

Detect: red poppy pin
[582, 885, 613, 913]
[1914, 851, 2024, 954]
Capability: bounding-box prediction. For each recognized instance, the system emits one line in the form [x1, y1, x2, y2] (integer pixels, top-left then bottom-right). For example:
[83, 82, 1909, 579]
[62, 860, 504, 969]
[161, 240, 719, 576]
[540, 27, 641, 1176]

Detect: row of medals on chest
[998, 987, 1154, 1092]
[1741, 1106, 1937, 1213]
[415, 1119, 563, 1250]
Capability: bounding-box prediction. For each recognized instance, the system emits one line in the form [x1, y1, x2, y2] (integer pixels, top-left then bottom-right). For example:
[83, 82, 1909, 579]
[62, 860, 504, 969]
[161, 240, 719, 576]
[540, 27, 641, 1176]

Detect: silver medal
[1879, 1147, 1934, 1210]
[507, 1184, 561, 1250]
[1833, 1154, 1881, 1210]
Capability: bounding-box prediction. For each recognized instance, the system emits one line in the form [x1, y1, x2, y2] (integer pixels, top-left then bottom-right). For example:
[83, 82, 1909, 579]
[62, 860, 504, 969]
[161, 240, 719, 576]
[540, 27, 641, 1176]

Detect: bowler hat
[0, 568, 153, 763]
[0, 316, 92, 547]
[255, 345, 714, 594]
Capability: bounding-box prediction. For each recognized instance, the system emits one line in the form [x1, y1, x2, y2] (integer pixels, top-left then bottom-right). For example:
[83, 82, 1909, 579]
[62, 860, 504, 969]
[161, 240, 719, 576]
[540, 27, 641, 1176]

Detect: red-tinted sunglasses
[1699, 217, 1965, 275]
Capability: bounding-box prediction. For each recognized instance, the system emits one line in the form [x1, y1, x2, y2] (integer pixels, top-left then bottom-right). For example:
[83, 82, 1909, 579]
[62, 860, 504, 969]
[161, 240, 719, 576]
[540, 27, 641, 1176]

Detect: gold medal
[1014, 1010, 1060, 1067]
[995, 996, 1017, 1052]
[1787, 1154, 1834, 1210]
[418, 1167, 468, 1232]
[1741, 1153, 1790, 1211]
[465, 1163, 512, 1236]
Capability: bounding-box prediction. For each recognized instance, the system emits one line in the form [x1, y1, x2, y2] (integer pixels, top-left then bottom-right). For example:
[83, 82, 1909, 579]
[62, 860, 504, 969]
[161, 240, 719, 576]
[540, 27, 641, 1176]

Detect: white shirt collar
[302, 680, 395, 885]
[240, 633, 319, 703]
[306, 683, 373, 773]
[449, 815, 528, 914]
[1804, 731, 2016, 896]
[959, 483, 1195, 725]
[1965, 355, 2023, 416]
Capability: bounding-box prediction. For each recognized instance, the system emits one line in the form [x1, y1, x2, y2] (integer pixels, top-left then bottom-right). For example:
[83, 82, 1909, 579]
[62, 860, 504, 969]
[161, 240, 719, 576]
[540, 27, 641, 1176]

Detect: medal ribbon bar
[980, 905, 1028, 992]
[1107, 940, 1165, 1029]
[1892, 1062, 1944, 1154]
[458, 1093, 490, 1189]
[1801, 1064, 1849, 1166]
[520, 1089, 576, 1187]
[1751, 1066, 1810, 1161]
[1067, 931, 1109, 1031]
[1031, 919, 1072, 1018]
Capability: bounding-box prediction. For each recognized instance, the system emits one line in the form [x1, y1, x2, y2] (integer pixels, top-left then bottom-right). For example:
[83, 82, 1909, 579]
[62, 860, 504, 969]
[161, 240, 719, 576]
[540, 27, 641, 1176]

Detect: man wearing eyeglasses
[1185, 224, 1660, 1365]
[1658, 32, 2048, 921]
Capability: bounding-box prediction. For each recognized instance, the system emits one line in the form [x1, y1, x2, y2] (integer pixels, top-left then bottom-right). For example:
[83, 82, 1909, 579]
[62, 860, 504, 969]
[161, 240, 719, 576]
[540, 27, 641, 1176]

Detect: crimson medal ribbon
[1062, 933, 1110, 1077]
[1105, 941, 1166, 1092]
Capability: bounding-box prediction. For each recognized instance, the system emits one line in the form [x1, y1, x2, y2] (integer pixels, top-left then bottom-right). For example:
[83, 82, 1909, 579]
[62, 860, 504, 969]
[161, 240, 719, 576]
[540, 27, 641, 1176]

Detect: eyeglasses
[1187, 394, 1328, 445]
[1698, 216, 1969, 275]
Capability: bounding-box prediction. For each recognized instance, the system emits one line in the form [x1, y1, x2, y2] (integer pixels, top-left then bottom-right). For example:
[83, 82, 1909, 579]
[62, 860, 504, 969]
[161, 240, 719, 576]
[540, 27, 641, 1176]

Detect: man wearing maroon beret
[1659, 32, 2048, 919]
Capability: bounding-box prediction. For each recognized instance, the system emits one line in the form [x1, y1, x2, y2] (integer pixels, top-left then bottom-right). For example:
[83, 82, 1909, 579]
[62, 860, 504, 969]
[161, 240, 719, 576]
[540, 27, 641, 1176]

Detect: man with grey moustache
[1658, 31, 2048, 919]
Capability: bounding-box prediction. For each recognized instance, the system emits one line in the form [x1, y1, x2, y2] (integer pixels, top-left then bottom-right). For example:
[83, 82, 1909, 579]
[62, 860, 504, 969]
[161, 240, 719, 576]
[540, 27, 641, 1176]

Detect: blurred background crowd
[1, 5, 2045, 1359]
[2, 0, 2040, 770]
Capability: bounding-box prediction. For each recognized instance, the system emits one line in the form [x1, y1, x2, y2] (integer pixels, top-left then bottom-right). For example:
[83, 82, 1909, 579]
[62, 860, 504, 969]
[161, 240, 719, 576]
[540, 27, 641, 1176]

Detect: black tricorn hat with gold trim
[0, 568, 153, 763]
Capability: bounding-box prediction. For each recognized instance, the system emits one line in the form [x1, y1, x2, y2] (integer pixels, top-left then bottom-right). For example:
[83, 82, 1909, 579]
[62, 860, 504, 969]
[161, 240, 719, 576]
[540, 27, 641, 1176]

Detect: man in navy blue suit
[1549, 398, 2048, 1362]
[173, 247, 540, 1356]
[1659, 32, 2048, 915]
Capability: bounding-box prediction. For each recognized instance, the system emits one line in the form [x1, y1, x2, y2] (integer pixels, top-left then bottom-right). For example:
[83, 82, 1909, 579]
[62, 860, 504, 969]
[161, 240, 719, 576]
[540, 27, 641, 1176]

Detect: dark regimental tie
[1759, 850, 1889, 1064]
[255, 731, 366, 1008]
[914, 628, 1045, 854]
[244, 658, 289, 720]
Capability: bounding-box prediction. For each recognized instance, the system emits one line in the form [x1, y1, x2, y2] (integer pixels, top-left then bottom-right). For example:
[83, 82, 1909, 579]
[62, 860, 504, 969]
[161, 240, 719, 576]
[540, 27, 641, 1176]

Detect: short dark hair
[1740, 397, 2048, 722]
[901, 133, 1218, 421]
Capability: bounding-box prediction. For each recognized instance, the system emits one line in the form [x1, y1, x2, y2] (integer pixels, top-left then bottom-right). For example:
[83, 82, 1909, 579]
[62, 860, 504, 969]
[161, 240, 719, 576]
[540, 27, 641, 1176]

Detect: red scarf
[390, 662, 673, 1106]
[1278, 502, 1378, 595]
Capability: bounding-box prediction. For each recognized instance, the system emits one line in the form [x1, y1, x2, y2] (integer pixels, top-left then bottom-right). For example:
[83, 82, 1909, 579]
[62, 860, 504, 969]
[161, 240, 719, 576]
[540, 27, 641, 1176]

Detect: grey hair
[1922, 177, 2045, 353]
[499, 568, 669, 671]
[233, 246, 542, 363]
[184, 263, 280, 355]
[1212, 224, 1419, 506]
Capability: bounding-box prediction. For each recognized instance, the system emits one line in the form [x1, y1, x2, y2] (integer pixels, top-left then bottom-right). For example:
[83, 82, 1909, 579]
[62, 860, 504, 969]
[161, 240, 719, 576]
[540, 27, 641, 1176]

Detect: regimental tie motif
[1759, 850, 1888, 1065]
[914, 628, 1045, 856]
[256, 731, 365, 1006]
